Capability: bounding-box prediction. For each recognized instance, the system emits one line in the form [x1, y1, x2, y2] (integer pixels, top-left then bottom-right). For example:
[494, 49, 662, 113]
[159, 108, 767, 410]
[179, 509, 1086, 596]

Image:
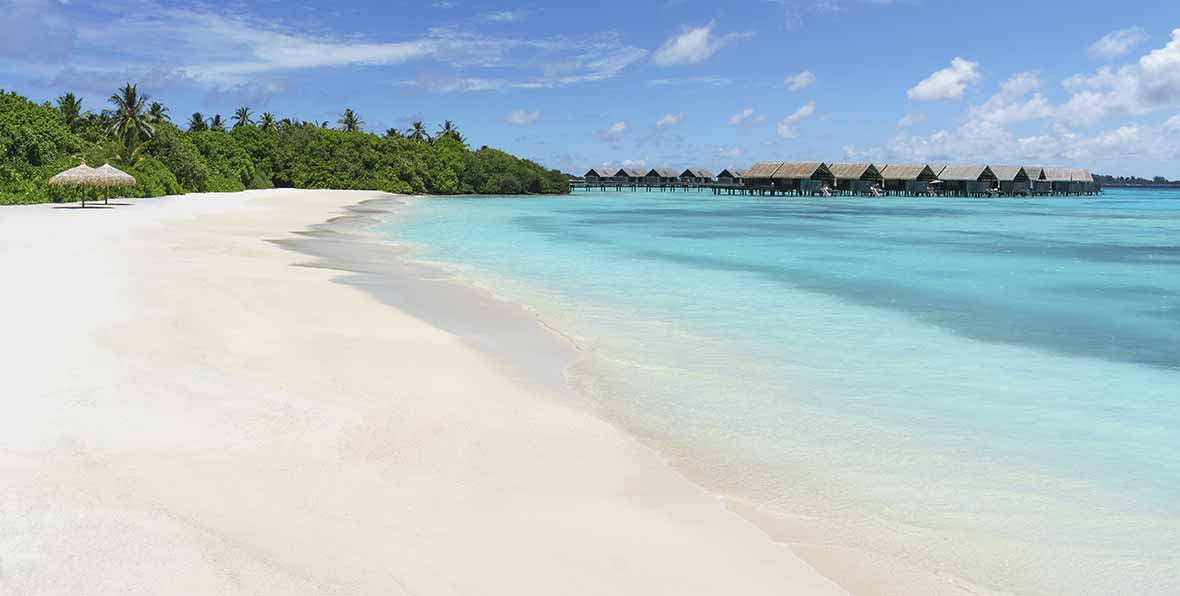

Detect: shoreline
[293, 195, 1007, 596]
[0, 189, 851, 596]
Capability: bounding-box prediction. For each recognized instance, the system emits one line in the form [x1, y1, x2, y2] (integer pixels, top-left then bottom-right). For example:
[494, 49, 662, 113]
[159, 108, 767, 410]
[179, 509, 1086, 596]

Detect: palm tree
[407, 120, 431, 143]
[232, 107, 254, 129]
[208, 114, 226, 132]
[258, 112, 277, 132]
[188, 112, 208, 132]
[146, 101, 170, 124]
[337, 108, 363, 132]
[107, 83, 154, 144]
[384, 127, 405, 139]
[437, 120, 465, 145]
[56, 92, 87, 130]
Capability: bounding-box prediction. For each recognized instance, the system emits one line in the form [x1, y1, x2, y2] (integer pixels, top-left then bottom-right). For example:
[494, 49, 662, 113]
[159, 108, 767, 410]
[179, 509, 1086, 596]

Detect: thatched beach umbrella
[47, 163, 136, 206]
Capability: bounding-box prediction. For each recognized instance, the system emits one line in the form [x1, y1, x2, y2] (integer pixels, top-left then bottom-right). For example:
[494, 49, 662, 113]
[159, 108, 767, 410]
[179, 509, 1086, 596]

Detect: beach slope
[0, 189, 847, 596]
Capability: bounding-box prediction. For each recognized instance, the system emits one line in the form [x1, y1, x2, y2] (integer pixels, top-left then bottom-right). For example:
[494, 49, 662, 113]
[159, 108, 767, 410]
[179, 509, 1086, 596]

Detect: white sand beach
[0, 189, 850, 596]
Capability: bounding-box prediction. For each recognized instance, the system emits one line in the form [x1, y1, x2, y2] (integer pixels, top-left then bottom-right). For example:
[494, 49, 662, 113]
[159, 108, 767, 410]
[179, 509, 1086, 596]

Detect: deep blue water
[384, 188, 1180, 596]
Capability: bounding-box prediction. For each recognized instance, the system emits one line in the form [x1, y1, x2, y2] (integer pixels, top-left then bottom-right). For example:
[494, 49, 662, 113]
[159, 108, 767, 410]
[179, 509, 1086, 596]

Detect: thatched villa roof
[745, 162, 785, 179]
[1070, 168, 1094, 182]
[827, 163, 881, 180]
[681, 168, 714, 178]
[990, 166, 1028, 182]
[585, 167, 615, 177]
[1042, 167, 1073, 182]
[647, 168, 680, 178]
[616, 167, 647, 178]
[938, 165, 995, 181]
[1023, 166, 1046, 180]
[880, 164, 937, 181]
[718, 168, 745, 178]
[772, 162, 830, 179]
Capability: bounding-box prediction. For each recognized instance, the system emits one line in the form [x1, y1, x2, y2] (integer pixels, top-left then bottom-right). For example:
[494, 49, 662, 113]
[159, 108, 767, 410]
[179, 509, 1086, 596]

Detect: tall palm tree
[384, 127, 405, 139]
[437, 120, 465, 145]
[407, 120, 430, 143]
[146, 101, 170, 124]
[107, 83, 154, 144]
[208, 114, 226, 132]
[258, 112, 277, 132]
[188, 112, 208, 132]
[232, 106, 254, 129]
[56, 92, 86, 130]
[337, 108, 363, 132]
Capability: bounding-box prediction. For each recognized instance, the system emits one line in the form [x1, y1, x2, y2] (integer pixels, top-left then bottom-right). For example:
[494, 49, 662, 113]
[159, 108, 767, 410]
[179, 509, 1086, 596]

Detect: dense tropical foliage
[1, 85, 568, 205]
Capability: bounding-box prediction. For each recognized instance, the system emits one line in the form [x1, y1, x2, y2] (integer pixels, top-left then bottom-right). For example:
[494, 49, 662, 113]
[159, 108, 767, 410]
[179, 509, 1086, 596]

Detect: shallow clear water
[383, 188, 1180, 596]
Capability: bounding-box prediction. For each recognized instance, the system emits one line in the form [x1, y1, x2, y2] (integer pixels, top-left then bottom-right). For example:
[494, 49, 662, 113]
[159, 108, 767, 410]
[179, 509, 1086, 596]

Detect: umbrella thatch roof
[48, 164, 100, 186]
[48, 163, 137, 187]
[94, 164, 137, 186]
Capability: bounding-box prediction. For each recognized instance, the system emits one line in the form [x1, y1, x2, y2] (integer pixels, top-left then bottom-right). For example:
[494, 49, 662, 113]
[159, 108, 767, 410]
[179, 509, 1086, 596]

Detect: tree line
[1, 84, 569, 205]
[1093, 174, 1180, 187]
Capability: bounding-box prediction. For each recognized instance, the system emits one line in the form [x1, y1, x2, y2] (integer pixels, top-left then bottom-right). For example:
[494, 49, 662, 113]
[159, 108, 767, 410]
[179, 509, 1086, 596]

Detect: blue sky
[4, 0, 1180, 177]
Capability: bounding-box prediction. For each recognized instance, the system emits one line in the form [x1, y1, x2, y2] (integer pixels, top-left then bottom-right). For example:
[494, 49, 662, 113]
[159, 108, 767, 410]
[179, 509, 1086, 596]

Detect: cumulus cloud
[784, 70, 816, 91]
[481, 10, 532, 23]
[967, 72, 1053, 125]
[776, 101, 816, 139]
[1059, 29, 1180, 124]
[652, 23, 752, 66]
[897, 113, 927, 128]
[598, 121, 627, 141]
[1088, 27, 1150, 60]
[907, 57, 981, 101]
[717, 146, 745, 158]
[506, 109, 540, 126]
[728, 107, 766, 125]
[656, 113, 684, 129]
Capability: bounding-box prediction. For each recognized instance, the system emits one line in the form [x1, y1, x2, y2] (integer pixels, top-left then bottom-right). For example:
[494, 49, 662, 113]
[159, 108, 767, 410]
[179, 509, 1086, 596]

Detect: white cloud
[598, 121, 627, 141]
[651, 23, 751, 66]
[717, 146, 745, 158]
[1165, 114, 1180, 131]
[622, 158, 646, 167]
[728, 107, 766, 125]
[656, 113, 684, 129]
[776, 101, 816, 139]
[506, 109, 540, 126]
[1058, 29, 1180, 124]
[481, 10, 532, 23]
[897, 112, 926, 128]
[1088, 27, 1150, 60]
[907, 57, 981, 101]
[0, 0, 75, 62]
[968, 72, 1053, 125]
[648, 75, 733, 86]
[784, 70, 816, 91]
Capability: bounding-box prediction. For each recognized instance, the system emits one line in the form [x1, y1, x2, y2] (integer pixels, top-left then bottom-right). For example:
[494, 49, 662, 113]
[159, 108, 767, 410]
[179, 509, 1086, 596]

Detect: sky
[3, 0, 1180, 177]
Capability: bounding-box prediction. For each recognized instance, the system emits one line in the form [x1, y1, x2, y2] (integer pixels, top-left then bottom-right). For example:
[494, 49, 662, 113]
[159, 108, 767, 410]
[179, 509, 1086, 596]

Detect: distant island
[1, 84, 569, 205]
[1094, 174, 1180, 187]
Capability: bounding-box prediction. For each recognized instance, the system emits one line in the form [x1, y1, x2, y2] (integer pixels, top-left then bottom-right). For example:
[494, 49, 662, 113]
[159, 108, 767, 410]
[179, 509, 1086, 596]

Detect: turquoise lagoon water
[383, 188, 1180, 596]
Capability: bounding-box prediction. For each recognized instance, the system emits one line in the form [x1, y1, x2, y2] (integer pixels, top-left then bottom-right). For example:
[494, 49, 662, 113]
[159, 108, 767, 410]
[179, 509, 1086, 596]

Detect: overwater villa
[575, 161, 1097, 197]
[717, 168, 745, 185]
[879, 164, 939, 195]
[936, 165, 999, 196]
[644, 168, 680, 184]
[680, 168, 714, 184]
[992, 166, 1032, 195]
[828, 163, 884, 194]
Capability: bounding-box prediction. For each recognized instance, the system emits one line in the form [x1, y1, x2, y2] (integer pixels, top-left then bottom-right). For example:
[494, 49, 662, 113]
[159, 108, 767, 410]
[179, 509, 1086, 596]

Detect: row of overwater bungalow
[580, 163, 1097, 196]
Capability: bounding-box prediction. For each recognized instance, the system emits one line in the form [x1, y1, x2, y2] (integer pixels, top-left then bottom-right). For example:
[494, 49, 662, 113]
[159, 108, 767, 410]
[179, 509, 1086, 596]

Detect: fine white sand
[0, 189, 850, 596]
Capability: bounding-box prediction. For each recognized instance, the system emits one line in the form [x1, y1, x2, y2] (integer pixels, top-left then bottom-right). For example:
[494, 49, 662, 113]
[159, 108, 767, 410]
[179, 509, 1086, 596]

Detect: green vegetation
[2, 84, 568, 205]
